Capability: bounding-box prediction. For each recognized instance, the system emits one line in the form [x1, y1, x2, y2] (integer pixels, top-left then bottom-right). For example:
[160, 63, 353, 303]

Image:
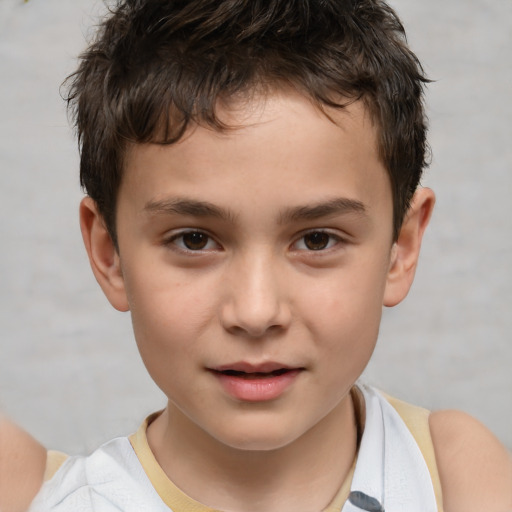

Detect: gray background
[0, 0, 511, 454]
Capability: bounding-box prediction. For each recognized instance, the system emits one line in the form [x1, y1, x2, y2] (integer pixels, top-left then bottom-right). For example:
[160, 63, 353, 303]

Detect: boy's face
[93, 92, 404, 451]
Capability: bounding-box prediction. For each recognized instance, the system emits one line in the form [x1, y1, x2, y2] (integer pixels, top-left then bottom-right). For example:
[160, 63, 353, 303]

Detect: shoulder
[31, 436, 169, 511]
[0, 416, 47, 512]
[429, 409, 512, 512]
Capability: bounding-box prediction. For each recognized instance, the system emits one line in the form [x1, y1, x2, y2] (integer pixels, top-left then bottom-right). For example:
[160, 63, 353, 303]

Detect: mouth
[213, 368, 296, 379]
[211, 361, 303, 378]
[209, 363, 304, 402]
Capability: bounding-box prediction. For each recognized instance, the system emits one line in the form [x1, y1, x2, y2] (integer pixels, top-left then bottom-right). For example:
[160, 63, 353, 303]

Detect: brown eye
[182, 232, 210, 250]
[303, 232, 331, 250]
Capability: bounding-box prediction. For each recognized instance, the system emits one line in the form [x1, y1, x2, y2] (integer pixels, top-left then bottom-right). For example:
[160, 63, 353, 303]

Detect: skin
[1, 92, 510, 511]
[0, 417, 46, 512]
[430, 410, 512, 511]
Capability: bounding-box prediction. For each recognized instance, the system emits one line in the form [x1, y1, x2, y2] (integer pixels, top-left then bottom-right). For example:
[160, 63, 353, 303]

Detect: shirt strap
[383, 393, 444, 511]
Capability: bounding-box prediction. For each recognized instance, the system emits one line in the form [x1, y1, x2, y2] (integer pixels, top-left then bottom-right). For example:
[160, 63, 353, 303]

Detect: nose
[220, 251, 291, 338]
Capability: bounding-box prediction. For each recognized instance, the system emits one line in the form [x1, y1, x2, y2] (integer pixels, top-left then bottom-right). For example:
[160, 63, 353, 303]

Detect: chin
[209, 418, 308, 453]
[219, 434, 296, 453]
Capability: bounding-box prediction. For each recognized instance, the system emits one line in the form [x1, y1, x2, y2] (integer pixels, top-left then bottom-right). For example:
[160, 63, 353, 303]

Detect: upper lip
[210, 362, 300, 374]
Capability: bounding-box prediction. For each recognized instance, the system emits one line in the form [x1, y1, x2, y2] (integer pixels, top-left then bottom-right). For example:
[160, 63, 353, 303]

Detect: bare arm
[0, 417, 46, 512]
[430, 410, 512, 512]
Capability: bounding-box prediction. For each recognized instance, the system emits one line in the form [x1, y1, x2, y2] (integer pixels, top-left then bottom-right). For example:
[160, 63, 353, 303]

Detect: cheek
[302, 265, 386, 322]
[298, 256, 388, 355]
[123, 267, 217, 372]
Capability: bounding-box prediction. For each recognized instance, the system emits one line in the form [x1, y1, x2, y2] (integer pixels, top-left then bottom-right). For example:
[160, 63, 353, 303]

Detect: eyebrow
[143, 196, 366, 224]
[278, 197, 367, 224]
[144, 198, 237, 222]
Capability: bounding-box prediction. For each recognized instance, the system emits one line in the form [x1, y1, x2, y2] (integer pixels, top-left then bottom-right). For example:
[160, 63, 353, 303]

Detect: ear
[383, 187, 435, 307]
[79, 197, 130, 312]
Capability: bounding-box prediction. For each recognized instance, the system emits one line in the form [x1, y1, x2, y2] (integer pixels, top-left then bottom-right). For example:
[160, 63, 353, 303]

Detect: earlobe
[79, 197, 130, 312]
[383, 187, 435, 307]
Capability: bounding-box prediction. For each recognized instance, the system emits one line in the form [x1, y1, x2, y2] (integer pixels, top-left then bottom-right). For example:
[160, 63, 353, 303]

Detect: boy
[1, 0, 511, 510]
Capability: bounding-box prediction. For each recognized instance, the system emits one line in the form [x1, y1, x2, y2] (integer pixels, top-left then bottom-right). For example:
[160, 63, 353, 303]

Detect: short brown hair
[65, 0, 430, 244]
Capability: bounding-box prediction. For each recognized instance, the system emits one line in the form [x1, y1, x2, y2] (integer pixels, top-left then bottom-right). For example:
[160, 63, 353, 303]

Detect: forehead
[120, 91, 391, 225]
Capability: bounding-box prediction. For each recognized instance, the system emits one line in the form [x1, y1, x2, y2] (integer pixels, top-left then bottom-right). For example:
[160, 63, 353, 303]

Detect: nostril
[225, 322, 287, 339]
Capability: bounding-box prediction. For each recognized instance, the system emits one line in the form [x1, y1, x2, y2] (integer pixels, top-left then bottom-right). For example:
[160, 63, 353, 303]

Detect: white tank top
[28, 385, 439, 512]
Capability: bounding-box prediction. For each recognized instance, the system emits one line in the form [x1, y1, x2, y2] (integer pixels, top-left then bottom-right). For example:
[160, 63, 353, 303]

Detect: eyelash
[164, 229, 345, 254]
[291, 230, 345, 252]
[164, 230, 220, 253]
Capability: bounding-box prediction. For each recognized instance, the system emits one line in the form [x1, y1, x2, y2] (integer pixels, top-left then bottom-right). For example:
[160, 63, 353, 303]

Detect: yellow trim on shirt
[44, 450, 69, 481]
[129, 412, 218, 511]
[384, 393, 444, 512]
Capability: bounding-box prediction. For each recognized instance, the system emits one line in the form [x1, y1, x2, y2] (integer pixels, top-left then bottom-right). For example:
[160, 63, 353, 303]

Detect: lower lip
[213, 370, 302, 402]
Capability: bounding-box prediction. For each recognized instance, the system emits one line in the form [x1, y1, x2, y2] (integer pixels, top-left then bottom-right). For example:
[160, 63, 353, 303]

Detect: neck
[147, 392, 359, 512]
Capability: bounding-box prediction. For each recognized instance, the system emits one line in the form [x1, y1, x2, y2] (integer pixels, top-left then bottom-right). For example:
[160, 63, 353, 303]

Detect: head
[75, 0, 435, 453]
[66, 0, 430, 246]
